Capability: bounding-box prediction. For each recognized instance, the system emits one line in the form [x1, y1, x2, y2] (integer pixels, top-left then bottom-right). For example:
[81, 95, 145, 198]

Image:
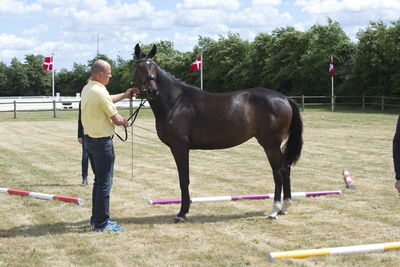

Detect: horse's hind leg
[279, 163, 292, 215]
[259, 141, 290, 219]
[170, 147, 190, 223]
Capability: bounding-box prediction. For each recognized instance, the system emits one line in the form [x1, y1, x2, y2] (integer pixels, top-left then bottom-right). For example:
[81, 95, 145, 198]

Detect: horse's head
[134, 44, 159, 100]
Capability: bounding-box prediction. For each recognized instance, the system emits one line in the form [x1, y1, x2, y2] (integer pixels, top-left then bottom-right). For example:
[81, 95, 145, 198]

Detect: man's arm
[110, 113, 128, 128]
[110, 88, 140, 103]
[77, 101, 84, 143]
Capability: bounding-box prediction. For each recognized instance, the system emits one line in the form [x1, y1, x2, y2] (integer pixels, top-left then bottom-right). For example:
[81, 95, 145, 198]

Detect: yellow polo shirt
[81, 80, 118, 138]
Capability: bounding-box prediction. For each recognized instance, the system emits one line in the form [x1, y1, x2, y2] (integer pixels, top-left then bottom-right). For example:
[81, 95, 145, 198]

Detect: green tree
[25, 54, 52, 96]
[8, 58, 29, 96]
[351, 20, 400, 96]
[0, 62, 10, 95]
[260, 27, 307, 95]
[198, 33, 250, 92]
[300, 19, 354, 96]
[246, 33, 274, 87]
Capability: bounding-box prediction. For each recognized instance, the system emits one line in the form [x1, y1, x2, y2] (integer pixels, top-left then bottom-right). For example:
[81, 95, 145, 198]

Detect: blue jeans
[83, 135, 115, 229]
[81, 141, 89, 179]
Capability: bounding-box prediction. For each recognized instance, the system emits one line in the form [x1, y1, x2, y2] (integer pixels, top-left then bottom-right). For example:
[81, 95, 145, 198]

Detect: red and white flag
[329, 56, 334, 77]
[43, 56, 53, 71]
[189, 55, 202, 71]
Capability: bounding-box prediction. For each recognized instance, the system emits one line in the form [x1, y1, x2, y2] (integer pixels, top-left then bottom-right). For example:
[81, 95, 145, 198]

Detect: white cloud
[0, 0, 42, 15]
[0, 33, 36, 50]
[225, 6, 293, 28]
[22, 24, 49, 36]
[0, 33, 38, 63]
[295, 0, 400, 14]
[292, 0, 400, 42]
[177, 0, 240, 10]
[252, 0, 282, 5]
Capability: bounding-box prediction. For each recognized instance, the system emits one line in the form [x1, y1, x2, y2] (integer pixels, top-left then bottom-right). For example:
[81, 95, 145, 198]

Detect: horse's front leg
[170, 147, 190, 223]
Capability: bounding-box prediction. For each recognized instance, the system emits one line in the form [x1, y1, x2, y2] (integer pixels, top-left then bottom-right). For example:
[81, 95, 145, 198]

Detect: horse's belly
[189, 129, 253, 149]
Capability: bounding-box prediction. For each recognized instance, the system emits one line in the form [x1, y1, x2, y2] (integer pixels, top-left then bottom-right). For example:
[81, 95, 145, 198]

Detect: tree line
[0, 19, 399, 97]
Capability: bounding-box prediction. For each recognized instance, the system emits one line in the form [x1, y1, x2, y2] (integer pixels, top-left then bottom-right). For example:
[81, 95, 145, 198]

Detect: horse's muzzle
[147, 87, 159, 100]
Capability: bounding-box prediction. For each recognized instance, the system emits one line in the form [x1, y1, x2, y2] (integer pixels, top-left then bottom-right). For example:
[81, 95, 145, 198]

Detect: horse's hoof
[267, 215, 278, 220]
[278, 210, 288, 215]
[174, 216, 185, 223]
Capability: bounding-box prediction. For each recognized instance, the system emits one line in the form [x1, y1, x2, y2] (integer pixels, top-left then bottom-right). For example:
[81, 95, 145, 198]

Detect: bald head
[91, 60, 112, 85]
[91, 60, 110, 76]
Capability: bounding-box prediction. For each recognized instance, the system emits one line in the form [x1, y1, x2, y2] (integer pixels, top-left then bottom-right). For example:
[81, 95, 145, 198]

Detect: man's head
[91, 60, 112, 86]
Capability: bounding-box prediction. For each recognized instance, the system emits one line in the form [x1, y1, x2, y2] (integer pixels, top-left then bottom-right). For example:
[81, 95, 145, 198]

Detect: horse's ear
[134, 43, 141, 59]
[147, 44, 157, 59]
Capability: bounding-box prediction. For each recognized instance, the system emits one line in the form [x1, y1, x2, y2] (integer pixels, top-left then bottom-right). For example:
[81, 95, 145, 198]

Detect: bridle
[135, 58, 158, 97]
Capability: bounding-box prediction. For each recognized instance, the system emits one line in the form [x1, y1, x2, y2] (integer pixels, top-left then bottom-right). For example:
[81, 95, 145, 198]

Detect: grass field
[0, 107, 400, 266]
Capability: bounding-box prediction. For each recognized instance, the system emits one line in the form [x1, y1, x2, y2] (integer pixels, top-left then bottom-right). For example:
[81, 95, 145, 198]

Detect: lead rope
[113, 97, 147, 142]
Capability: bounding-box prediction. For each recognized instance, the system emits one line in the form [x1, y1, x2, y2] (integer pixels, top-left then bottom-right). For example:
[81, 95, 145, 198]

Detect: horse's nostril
[148, 87, 158, 99]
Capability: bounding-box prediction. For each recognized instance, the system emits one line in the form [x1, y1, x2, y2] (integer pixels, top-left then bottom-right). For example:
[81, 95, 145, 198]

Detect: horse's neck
[151, 72, 184, 119]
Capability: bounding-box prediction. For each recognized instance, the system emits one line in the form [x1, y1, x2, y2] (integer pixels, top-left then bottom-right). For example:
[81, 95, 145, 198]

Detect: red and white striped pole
[343, 169, 355, 189]
[0, 188, 84, 205]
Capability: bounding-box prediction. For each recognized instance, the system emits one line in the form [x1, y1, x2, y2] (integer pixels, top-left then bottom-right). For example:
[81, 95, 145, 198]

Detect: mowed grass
[0, 107, 400, 266]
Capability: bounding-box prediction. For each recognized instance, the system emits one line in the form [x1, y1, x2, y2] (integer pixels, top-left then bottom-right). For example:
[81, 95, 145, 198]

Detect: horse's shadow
[0, 211, 265, 238]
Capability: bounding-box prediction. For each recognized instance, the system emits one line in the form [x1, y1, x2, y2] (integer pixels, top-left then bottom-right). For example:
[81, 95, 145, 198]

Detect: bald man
[80, 60, 139, 232]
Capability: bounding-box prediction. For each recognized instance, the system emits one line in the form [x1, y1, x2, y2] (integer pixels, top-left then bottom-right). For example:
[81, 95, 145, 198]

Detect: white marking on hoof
[279, 199, 292, 215]
[174, 216, 185, 223]
[267, 201, 281, 220]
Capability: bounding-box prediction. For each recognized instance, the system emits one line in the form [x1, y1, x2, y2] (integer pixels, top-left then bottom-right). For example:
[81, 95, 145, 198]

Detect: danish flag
[189, 56, 202, 71]
[329, 56, 334, 77]
[43, 56, 53, 71]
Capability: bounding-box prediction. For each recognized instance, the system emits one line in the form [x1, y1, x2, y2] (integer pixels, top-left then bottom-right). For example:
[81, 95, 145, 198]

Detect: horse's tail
[283, 99, 303, 166]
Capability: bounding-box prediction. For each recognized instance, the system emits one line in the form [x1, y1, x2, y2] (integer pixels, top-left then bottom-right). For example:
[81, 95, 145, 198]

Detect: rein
[113, 97, 147, 142]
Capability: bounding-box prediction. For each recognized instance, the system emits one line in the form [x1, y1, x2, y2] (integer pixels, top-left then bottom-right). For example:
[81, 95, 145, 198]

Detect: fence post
[381, 96, 384, 112]
[53, 100, 56, 118]
[301, 95, 305, 111]
[362, 94, 365, 109]
[13, 100, 17, 119]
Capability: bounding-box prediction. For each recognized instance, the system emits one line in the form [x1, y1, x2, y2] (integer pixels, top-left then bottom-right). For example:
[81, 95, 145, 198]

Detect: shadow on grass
[0, 220, 90, 238]
[118, 211, 265, 225]
[0, 211, 265, 237]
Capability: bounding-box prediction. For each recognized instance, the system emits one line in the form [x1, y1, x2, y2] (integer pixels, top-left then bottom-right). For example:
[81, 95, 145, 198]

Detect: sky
[1, 0, 399, 70]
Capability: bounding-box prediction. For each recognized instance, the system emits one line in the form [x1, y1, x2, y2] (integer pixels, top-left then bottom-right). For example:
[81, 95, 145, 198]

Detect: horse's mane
[157, 65, 201, 92]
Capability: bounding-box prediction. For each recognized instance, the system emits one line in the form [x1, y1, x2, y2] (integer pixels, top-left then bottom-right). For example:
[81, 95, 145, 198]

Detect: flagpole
[200, 53, 203, 90]
[331, 55, 334, 112]
[52, 53, 55, 99]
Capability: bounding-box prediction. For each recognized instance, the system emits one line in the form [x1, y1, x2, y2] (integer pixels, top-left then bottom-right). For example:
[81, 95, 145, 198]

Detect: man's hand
[78, 138, 83, 144]
[395, 180, 400, 193]
[122, 119, 129, 128]
[125, 88, 140, 98]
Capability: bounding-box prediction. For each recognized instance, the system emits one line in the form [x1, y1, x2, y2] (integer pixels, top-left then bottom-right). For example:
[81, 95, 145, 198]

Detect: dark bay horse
[134, 44, 303, 222]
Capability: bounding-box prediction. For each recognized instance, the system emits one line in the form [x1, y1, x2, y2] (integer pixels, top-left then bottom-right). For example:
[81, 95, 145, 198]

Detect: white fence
[0, 96, 149, 118]
[1, 95, 400, 119]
